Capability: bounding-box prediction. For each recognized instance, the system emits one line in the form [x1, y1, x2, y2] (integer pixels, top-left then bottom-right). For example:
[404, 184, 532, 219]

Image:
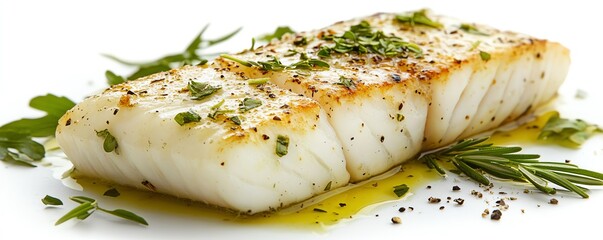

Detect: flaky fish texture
[56, 10, 570, 213]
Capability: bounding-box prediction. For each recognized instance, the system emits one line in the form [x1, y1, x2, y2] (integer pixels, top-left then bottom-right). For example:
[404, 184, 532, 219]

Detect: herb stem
[220, 54, 253, 67]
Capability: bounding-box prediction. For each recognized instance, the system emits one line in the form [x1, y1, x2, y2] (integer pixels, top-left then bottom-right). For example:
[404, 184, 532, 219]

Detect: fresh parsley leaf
[95, 129, 118, 153]
[335, 76, 356, 90]
[105, 70, 125, 85]
[538, 112, 602, 147]
[229, 116, 242, 125]
[174, 110, 201, 126]
[276, 135, 289, 157]
[103, 188, 121, 197]
[293, 36, 308, 46]
[188, 81, 221, 100]
[0, 94, 75, 137]
[239, 98, 262, 112]
[479, 51, 491, 61]
[0, 130, 45, 167]
[0, 93, 67, 165]
[393, 184, 409, 197]
[258, 26, 295, 42]
[42, 195, 63, 206]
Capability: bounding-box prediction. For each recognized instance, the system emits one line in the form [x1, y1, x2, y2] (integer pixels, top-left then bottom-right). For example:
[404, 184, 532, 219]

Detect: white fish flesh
[56, 65, 350, 213]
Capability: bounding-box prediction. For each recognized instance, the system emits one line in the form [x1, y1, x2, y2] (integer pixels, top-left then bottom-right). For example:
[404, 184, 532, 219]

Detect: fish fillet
[228, 11, 569, 181]
[56, 10, 570, 213]
[56, 65, 350, 213]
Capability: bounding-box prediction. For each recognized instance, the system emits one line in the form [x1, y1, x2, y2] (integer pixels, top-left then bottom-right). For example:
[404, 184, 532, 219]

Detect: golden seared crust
[230, 11, 564, 102]
[58, 63, 323, 143]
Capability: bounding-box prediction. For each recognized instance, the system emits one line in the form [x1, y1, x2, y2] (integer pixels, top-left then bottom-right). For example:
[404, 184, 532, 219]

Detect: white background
[1, 0, 603, 239]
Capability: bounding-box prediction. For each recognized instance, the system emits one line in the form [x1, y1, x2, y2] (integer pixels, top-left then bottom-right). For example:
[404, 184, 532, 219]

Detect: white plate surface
[2, 1, 602, 239]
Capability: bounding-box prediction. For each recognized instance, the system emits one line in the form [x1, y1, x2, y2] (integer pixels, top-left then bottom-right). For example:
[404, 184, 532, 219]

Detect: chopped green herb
[460, 23, 489, 36]
[290, 58, 330, 70]
[479, 51, 491, 61]
[420, 137, 603, 198]
[42, 195, 63, 206]
[317, 46, 332, 58]
[258, 26, 295, 42]
[55, 196, 148, 226]
[293, 36, 309, 46]
[319, 21, 422, 58]
[210, 99, 225, 110]
[95, 129, 118, 153]
[188, 81, 221, 100]
[393, 184, 409, 197]
[538, 112, 602, 147]
[284, 49, 299, 57]
[104, 25, 241, 85]
[103, 188, 121, 197]
[207, 99, 234, 119]
[247, 77, 270, 85]
[174, 110, 202, 126]
[208, 109, 234, 120]
[335, 76, 356, 90]
[470, 41, 482, 51]
[396, 114, 405, 122]
[229, 116, 242, 125]
[221, 54, 329, 72]
[276, 135, 289, 157]
[324, 181, 332, 191]
[313, 208, 327, 213]
[396, 9, 443, 29]
[239, 98, 262, 112]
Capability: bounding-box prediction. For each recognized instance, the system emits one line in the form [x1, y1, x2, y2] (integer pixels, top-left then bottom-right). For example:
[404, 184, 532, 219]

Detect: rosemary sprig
[420, 137, 603, 198]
